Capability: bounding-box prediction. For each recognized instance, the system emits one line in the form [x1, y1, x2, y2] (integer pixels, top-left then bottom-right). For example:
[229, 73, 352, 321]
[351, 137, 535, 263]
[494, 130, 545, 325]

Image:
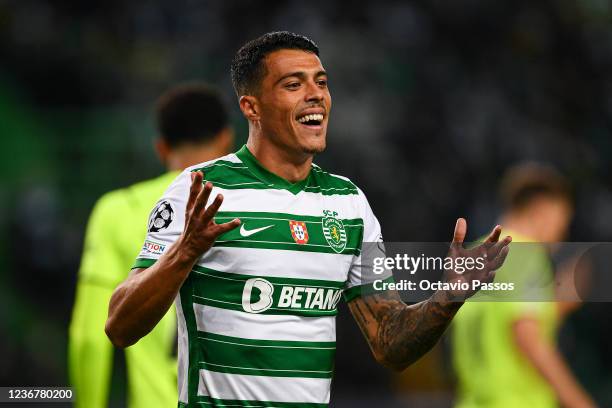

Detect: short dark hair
[230, 31, 319, 97]
[156, 83, 229, 148]
[499, 163, 573, 211]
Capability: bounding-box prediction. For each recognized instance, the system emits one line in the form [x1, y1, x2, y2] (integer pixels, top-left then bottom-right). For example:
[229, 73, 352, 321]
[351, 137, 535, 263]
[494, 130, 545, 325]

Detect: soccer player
[105, 32, 511, 407]
[69, 83, 233, 408]
[452, 164, 596, 408]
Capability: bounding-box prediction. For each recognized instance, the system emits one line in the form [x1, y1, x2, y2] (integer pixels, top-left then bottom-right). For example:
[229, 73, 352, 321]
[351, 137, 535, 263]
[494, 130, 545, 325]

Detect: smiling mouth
[296, 113, 324, 126]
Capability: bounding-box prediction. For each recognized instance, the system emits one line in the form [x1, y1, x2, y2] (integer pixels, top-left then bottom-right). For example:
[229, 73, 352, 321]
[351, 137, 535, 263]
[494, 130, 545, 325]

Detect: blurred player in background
[452, 164, 596, 408]
[69, 83, 233, 408]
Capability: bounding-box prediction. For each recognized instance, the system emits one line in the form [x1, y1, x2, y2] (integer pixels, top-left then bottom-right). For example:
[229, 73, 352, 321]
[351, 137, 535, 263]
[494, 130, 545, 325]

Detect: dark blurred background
[1, 0, 612, 406]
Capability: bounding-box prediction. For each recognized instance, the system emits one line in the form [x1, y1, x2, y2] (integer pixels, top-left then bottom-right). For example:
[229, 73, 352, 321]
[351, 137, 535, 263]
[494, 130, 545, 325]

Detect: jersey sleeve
[344, 188, 394, 302]
[132, 170, 190, 269]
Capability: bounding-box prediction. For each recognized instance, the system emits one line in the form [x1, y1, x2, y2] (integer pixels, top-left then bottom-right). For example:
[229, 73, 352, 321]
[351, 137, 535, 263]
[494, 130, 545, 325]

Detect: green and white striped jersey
[133, 145, 390, 408]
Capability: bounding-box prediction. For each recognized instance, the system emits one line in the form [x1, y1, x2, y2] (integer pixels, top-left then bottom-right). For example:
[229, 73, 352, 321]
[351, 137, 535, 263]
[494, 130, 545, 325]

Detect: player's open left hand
[179, 171, 240, 260]
[441, 218, 511, 301]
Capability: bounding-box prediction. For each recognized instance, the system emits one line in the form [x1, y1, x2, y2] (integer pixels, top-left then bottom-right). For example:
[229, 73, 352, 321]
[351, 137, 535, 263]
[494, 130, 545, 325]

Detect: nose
[304, 79, 324, 103]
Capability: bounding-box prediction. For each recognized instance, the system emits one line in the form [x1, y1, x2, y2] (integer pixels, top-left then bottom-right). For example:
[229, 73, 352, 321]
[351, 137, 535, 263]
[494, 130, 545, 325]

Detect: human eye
[284, 82, 301, 90]
[317, 78, 328, 87]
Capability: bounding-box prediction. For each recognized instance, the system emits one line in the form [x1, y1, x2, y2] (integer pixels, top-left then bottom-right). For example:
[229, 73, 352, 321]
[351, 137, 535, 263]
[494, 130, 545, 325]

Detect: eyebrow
[274, 70, 327, 85]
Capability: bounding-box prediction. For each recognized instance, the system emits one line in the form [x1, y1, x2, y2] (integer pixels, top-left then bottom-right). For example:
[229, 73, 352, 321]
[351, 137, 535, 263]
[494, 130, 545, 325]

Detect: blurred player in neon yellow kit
[69, 83, 233, 408]
[452, 164, 595, 408]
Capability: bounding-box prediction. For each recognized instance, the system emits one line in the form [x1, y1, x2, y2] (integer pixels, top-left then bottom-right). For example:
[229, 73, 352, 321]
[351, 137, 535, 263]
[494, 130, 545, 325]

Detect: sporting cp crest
[289, 220, 309, 244]
[322, 210, 347, 253]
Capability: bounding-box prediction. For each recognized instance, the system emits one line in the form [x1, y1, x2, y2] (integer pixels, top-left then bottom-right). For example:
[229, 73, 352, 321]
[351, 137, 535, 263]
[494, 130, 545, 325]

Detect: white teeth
[297, 113, 324, 123]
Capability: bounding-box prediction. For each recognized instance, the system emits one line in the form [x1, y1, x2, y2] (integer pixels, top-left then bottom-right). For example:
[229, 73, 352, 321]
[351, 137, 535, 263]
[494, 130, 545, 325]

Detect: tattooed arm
[348, 289, 460, 371]
[348, 218, 511, 371]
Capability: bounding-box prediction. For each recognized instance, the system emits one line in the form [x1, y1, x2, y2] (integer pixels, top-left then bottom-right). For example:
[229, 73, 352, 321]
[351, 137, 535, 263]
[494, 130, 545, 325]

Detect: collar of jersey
[235, 145, 311, 195]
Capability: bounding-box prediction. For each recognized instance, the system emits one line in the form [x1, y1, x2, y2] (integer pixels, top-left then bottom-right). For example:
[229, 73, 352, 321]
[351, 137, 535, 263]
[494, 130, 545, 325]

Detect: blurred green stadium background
[1, 1, 612, 406]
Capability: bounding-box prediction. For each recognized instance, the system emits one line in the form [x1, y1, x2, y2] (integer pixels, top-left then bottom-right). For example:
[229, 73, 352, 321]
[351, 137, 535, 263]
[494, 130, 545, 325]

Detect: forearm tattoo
[349, 290, 460, 371]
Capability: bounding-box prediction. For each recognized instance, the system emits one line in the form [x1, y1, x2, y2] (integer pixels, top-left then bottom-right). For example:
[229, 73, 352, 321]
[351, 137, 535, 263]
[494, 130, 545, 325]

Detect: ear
[155, 138, 171, 165]
[239, 95, 260, 121]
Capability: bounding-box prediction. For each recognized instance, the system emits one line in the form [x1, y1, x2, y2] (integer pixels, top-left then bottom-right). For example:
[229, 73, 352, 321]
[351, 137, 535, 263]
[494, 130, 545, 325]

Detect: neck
[246, 132, 313, 183]
[166, 143, 228, 171]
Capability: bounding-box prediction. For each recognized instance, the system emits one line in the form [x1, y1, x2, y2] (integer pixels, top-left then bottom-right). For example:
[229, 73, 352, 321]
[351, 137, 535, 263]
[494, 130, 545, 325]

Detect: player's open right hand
[178, 171, 240, 261]
[440, 218, 511, 302]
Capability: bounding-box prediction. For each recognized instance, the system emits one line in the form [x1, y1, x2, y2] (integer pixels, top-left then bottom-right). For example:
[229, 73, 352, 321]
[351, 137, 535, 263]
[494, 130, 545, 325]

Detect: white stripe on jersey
[197, 369, 331, 404]
[176, 293, 189, 404]
[205, 186, 361, 217]
[193, 304, 336, 343]
[198, 246, 352, 282]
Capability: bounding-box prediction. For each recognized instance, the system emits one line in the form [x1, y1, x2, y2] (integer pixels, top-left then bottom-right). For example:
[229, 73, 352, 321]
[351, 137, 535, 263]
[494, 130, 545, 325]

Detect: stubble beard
[301, 137, 326, 155]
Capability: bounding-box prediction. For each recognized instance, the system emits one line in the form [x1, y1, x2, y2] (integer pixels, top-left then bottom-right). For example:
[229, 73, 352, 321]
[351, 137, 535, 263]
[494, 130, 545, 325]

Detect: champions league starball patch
[148, 200, 174, 232]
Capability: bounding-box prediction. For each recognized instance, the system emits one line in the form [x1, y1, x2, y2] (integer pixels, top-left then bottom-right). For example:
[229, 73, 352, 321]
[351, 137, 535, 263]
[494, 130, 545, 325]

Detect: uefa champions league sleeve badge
[148, 200, 175, 232]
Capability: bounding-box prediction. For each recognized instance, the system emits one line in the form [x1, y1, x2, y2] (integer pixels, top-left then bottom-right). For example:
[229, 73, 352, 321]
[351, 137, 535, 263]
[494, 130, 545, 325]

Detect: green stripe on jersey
[191, 266, 345, 316]
[309, 166, 359, 195]
[196, 332, 335, 378]
[131, 260, 387, 307]
[216, 211, 364, 225]
[197, 362, 331, 379]
[192, 163, 271, 190]
[133, 257, 155, 269]
[214, 211, 363, 256]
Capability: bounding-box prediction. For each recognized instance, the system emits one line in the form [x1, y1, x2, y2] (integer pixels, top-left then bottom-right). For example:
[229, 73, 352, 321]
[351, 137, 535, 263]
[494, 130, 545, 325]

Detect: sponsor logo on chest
[241, 277, 343, 314]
